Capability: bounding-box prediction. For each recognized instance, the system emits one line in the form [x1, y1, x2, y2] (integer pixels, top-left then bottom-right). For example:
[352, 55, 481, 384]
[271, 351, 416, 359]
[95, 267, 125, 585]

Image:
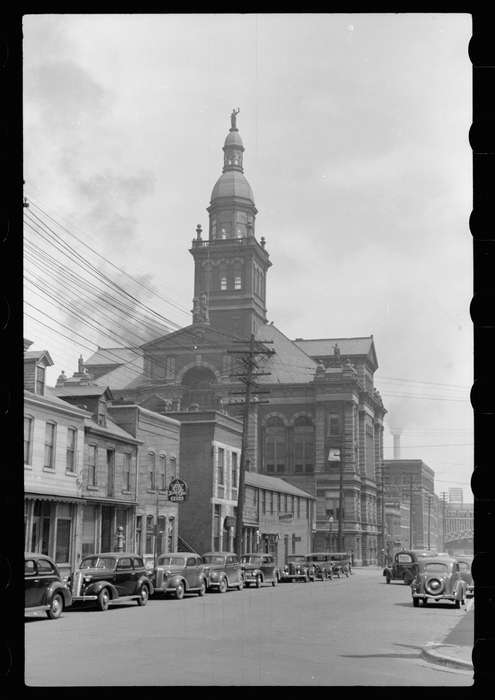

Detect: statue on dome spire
[230, 107, 240, 130]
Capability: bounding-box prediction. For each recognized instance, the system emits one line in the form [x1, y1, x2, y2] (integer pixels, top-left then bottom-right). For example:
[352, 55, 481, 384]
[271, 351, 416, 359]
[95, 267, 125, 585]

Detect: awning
[24, 493, 86, 504]
[83, 496, 138, 507]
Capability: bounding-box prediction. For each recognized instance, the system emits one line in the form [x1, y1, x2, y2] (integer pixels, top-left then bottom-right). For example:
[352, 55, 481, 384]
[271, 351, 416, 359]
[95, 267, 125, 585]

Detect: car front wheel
[237, 578, 244, 591]
[255, 575, 261, 588]
[97, 588, 110, 611]
[198, 580, 206, 597]
[137, 585, 149, 606]
[47, 592, 63, 619]
[218, 578, 228, 594]
[175, 582, 185, 600]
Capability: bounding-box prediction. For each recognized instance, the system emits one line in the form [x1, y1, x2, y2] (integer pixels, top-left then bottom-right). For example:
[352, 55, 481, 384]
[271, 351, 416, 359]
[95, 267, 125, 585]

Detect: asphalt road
[25, 567, 473, 686]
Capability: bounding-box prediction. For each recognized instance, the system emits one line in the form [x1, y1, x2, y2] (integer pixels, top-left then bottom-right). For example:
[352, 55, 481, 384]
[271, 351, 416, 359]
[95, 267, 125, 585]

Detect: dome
[210, 170, 255, 204]
[224, 130, 244, 149]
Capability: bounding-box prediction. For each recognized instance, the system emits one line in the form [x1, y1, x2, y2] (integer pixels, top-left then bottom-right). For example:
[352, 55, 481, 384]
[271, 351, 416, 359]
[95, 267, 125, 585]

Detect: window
[234, 275, 242, 290]
[296, 497, 301, 519]
[284, 494, 288, 512]
[278, 493, 282, 512]
[36, 365, 45, 395]
[146, 515, 154, 554]
[294, 415, 314, 473]
[66, 427, 77, 472]
[232, 452, 238, 490]
[123, 453, 131, 491]
[166, 357, 176, 380]
[97, 400, 107, 427]
[329, 414, 341, 436]
[217, 448, 225, 485]
[270, 492, 274, 514]
[261, 490, 266, 515]
[159, 455, 166, 490]
[107, 450, 115, 497]
[220, 276, 227, 291]
[44, 422, 56, 468]
[135, 515, 142, 554]
[169, 456, 177, 480]
[24, 416, 33, 464]
[88, 445, 97, 486]
[213, 504, 221, 551]
[264, 417, 287, 473]
[149, 452, 156, 490]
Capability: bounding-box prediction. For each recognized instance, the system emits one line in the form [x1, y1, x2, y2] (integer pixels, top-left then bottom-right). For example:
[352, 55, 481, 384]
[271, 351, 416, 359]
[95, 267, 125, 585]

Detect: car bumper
[71, 594, 98, 602]
[412, 593, 458, 602]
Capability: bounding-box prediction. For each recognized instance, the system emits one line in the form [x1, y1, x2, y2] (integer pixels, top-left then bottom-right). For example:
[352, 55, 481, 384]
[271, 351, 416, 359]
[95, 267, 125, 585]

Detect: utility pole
[441, 491, 447, 551]
[409, 475, 413, 549]
[381, 467, 386, 566]
[229, 334, 274, 557]
[427, 494, 431, 550]
[338, 454, 345, 552]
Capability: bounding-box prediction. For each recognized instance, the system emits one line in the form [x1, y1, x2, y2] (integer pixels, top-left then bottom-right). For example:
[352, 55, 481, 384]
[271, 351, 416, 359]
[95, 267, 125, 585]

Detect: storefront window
[55, 519, 71, 563]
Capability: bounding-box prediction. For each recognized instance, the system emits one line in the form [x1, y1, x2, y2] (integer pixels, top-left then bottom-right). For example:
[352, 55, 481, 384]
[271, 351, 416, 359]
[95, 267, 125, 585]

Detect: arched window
[293, 415, 314, 473]
[264, 416, 287, 474]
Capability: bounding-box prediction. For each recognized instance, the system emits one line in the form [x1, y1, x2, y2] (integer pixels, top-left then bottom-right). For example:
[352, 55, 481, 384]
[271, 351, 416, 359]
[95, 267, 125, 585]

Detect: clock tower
[190, 109, 271, 337]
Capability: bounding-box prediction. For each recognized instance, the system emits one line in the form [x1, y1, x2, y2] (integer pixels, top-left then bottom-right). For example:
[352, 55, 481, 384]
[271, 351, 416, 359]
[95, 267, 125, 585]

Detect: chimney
[393, 433, 401, 460]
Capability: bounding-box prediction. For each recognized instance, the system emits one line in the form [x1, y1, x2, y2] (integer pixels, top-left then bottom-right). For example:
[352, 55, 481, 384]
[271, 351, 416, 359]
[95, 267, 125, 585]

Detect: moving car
[383, 549, 436, 585]
[456, 556, 474, 598]
[241, 553, 279, 587]
[328, 552, 352, 578]
[25, 552, 72, 620]
[202, 552, 244, 592]
[68, 552, 153, 611]
[305, 553, 334, 580]
[411, 556, 467, 608]
[280, 554, 315, 582]
[153, 553, 208, 598]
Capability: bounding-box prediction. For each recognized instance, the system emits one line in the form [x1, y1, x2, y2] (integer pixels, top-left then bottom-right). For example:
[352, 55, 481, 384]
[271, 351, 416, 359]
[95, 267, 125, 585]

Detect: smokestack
[393, 433, 401, 460]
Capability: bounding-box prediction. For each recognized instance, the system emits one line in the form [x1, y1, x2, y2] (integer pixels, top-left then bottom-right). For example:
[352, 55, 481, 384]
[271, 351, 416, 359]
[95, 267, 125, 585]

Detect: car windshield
[157, 556, 186, 566]
[80, 556, 116, 569]
[423, 562, 449, 573]
[203, 555, 226, 564]
[241, 556, 261, 564]
[396, 554, 413, 563]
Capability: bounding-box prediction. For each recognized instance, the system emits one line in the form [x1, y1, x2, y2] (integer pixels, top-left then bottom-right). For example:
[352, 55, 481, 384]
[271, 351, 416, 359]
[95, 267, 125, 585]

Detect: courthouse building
[84, 112, 387, 565]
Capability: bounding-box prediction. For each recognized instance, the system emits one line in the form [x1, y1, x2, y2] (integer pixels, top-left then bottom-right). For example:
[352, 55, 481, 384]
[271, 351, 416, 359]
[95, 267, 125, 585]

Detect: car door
[25, 558, 40, 607]
[227, 555, 240, 584]
[261, 555, 274, 580]
[115, 557, 134, 595]
[36, 557, 59, 605]
[185, 556, 200, 588]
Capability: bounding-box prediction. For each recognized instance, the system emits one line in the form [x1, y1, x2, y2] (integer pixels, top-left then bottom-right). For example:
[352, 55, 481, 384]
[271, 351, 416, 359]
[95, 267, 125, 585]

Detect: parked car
[143, 555, 155, 577]
[202, 552, 244, 592]
[280, 554, 315, 582]
[153, 553, 208, 599]
[25, 552, 72, 620]
[305, 553, 334, 580]
[383, 549, 436, 585]
[241, 553, 279, 587]
[68, 552, 153, 611]
[456, 556, 474, 598]
[411, 556, 467, 608]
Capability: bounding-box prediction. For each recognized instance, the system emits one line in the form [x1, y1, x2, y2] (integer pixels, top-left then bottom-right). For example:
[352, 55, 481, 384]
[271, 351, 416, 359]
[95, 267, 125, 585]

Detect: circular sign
[167, 478, 188, 502]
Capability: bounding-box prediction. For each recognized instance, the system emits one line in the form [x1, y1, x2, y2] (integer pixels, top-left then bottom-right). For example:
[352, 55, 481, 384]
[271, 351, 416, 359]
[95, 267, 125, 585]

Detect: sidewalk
[421, 602, 474, 671]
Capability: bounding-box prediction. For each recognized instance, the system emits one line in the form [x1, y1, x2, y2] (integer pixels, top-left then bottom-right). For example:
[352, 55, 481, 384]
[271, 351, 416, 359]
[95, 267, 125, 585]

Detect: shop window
[168, 517, 175, 552]
[55, 518, 71, 563]
[82, 505, 96, 555]
[66, 427, 77, 472]
[44, 422, 56, 468]
[24, 416, 33, 465]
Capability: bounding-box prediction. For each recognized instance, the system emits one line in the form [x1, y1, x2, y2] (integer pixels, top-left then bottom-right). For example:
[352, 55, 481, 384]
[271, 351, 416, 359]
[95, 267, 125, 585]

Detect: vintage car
[456, 556, 474, 598]
[280, 554, 316, 582]
[153, 553, 208, 599]
[383, 549, 436, 585]
[411, 556, 467, 608]
[68, 552, 153, 611]
[25, 552, 72, 619]
[241, 553, 279, 587]
[328, 552, 352, 578]
[305, 553, 335, 580]
[202, 552, 244, 592]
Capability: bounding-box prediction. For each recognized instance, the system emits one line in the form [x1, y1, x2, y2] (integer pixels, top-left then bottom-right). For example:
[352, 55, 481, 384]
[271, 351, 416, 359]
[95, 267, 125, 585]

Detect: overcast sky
[23, 13, 472, 501]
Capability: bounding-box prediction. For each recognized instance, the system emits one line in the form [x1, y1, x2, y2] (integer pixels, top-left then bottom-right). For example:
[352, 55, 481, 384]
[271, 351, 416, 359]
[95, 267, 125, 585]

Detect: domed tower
[190, 109, 271, 337]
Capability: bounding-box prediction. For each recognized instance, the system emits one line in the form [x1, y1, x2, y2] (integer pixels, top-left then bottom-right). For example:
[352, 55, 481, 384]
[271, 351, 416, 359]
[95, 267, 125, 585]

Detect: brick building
[83, 112, 386, 565]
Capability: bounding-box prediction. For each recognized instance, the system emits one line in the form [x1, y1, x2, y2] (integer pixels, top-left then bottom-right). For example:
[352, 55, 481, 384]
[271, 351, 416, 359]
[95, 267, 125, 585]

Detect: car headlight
[83, 576, 92, 583]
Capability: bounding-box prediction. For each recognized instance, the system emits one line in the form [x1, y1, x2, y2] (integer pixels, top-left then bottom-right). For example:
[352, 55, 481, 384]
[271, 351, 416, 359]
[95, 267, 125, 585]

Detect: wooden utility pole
[409, 475, 413, 549]
[441, 491, 447, 551]
[338, 454, 345, 552]
[427, 494, 431, 550]
[228, 334, 274, 557]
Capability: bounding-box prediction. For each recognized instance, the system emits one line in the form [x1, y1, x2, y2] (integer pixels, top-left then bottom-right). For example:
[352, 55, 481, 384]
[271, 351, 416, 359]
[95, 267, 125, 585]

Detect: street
[25, 567, 473, 686]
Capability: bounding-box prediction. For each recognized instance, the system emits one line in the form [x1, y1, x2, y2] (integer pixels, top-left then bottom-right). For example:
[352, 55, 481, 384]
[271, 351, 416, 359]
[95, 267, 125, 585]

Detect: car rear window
[37, 558, 55, 574]
[397, 554, 413, 563]
[25, 559, 36, 574]
[424, 562, 449, 573]
[241, 556, 261, 564]
[133, 557, 144, 568]
[158, 556, 186, 566]
[203, 555, 225, 564]
[117, 558, 133, 569]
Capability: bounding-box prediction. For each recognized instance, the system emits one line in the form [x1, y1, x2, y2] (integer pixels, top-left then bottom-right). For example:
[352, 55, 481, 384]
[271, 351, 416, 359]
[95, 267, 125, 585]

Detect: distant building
[448, 487, 464, 505]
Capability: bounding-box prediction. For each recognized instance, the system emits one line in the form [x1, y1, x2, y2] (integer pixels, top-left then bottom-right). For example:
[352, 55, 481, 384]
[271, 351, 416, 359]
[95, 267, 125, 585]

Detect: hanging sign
[328, 448, 341, 461]
[167, 478, 188, 502]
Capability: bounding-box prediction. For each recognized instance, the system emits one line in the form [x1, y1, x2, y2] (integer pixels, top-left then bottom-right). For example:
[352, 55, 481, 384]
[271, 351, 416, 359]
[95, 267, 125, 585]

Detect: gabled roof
[92, 356, 144, 390]
[293, 336, 378, 370]
[84, 416, 142, 444]
[245, 471, 315, 499]
[53, 384, 113, 399]
[25, 387, 91, 417]
[24, 350, 54, 366]
[253, 323, 318, 384]
[84, 347, 141, 366]
[140, 323, 241, 351]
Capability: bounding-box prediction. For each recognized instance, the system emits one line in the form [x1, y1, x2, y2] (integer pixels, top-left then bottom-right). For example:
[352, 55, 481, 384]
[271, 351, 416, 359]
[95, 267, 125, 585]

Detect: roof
[25, 387, 91, 417]
[53, 384, 113, 398]
[92, 357, 144, 390]
[253, 323, 318, 384]
[84, 347, 141, 366]
[84, 416, 142, 444]
[224, 130, 244, 148]
[211, 170, 255, 203]
[244, 471, 315, 499]
[24, 350, 54, 366]
[294, 336, 378, 370]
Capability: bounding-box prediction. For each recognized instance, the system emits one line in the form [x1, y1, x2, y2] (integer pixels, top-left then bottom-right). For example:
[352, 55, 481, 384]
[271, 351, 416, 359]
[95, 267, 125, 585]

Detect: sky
[23, 13, 472, 501]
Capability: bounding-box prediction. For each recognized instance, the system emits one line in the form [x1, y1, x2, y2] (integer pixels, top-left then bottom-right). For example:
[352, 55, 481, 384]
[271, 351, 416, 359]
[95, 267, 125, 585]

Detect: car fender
[166, 574, 186, 590]
[42, 581, 71, 607]
[85, 580, 119, 599]
[383, 567, 392, 576]
[136, 574, 153, 595]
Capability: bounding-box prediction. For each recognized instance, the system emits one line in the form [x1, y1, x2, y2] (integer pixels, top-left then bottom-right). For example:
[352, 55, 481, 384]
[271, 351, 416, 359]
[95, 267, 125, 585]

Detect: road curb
[421, 643, 473, 671]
